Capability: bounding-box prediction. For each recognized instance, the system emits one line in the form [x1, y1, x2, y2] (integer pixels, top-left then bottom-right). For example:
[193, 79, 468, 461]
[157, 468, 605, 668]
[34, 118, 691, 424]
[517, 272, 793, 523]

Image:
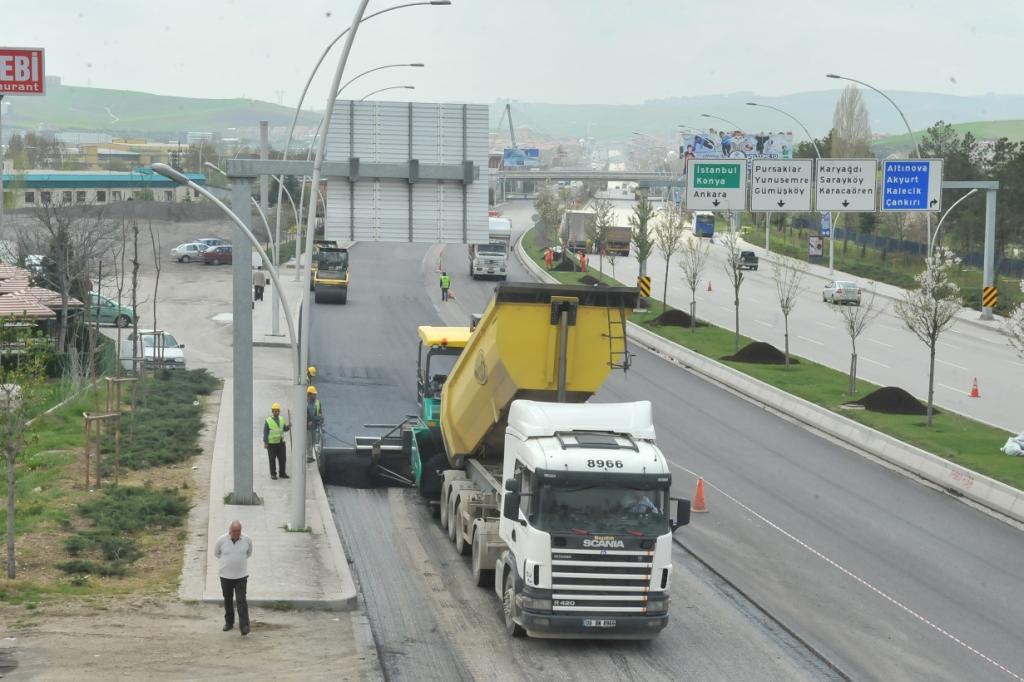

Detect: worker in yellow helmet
[307, 365, 317, 383]
[306, 385, 323, 430]
[262, 402, 290, 480]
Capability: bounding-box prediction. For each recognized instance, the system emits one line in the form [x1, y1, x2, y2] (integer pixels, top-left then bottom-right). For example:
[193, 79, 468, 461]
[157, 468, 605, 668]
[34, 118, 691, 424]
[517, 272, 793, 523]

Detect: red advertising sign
[0, 47, 46, 95]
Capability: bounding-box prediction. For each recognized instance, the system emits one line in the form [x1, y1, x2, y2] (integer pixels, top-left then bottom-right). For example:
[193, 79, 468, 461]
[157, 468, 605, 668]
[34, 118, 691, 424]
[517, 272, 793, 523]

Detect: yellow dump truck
[324, 282, 691, 639]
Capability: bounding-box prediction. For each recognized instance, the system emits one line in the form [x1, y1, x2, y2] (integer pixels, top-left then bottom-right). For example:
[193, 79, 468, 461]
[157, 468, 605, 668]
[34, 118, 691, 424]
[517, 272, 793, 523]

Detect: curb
[515, 232, 1024, 525]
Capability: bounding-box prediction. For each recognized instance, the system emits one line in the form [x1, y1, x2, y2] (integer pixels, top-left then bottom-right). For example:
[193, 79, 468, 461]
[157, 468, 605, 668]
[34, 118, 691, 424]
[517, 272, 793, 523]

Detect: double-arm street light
[358, 85, 415, 101]
[826, 73, 921, 159]
[700, 112, 743, 132]
[929, 189, 978, 258]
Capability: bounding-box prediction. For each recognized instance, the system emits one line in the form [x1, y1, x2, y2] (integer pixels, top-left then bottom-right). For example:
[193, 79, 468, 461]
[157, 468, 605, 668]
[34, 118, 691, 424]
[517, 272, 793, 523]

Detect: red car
[201, 245, 233, 265]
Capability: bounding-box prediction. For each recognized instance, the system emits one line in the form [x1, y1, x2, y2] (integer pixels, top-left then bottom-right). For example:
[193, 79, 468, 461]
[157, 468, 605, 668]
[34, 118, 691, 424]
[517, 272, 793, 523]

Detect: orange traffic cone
[692, 478, 708, 513]
[706, 280, 713, 293]
[970, 378, 980, 398]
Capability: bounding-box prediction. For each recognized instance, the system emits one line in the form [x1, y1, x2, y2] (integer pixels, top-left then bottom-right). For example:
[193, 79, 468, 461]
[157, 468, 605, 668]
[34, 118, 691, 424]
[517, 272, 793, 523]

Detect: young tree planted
[769, 254, 809, 369]
[722, 231, 746, 352]
[894, 249, 963, 426]
[830, 284, 886, 394]
[653, 205, 686, 315]
[678, 236, 712, 332]
[629, 193, 656, 281]
[588, 198, 614, 276]
[1, 316, 51, 578]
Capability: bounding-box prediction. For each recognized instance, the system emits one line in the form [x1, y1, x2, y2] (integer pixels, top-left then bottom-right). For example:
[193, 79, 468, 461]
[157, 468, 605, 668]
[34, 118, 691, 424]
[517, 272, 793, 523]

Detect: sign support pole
[0, 95, 5, 232]
[982, 188, 997, 321]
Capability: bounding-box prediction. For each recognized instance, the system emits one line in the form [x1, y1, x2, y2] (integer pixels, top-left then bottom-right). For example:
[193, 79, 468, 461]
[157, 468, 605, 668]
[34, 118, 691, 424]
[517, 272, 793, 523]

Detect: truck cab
[492, 400, 687, 639]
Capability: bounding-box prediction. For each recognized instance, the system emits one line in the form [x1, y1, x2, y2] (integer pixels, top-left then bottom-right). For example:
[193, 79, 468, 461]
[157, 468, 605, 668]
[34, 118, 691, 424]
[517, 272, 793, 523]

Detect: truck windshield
[477, 242, 506, 255]
[534, 483, 670, 536]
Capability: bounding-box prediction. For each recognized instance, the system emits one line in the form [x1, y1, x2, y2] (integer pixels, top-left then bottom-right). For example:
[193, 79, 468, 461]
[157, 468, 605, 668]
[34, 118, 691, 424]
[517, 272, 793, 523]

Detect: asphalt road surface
[312, 232, 1024, 681]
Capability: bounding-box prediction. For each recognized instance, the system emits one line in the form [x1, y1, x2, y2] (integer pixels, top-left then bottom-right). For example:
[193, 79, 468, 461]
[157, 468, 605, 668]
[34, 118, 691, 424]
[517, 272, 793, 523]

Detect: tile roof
[0, 293, 57, 319]
[0, 274, 31, 294]
[14, 287, 83, 309]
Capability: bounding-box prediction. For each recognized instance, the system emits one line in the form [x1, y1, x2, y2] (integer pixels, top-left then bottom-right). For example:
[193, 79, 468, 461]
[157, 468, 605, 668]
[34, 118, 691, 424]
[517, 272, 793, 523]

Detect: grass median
[522, 227, 1021, 491]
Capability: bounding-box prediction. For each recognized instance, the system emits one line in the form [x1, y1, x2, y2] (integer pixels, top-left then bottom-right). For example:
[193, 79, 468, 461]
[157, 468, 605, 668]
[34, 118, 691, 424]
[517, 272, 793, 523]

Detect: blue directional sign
[881, 159, 943, 212]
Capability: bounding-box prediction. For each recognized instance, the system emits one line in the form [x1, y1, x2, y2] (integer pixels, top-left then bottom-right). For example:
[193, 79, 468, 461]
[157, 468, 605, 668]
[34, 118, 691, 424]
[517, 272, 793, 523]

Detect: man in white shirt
[213, 520, 253, 635]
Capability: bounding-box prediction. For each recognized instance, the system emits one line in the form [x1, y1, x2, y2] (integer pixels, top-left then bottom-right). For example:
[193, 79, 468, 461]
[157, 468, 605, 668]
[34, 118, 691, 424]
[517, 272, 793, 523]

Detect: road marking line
[866, 338, 894, 348]
[937, 359, 968, 371]
[938, 382, 967, 395]
[754, 320, 772, 327]
[860, 356, 890, 369]
[797, 335, 824, 346]
[938, 341, 963, 351]
[666, 461, 1022, 682]
[815, 321, 833, 329]
[719, 305, 733, 312]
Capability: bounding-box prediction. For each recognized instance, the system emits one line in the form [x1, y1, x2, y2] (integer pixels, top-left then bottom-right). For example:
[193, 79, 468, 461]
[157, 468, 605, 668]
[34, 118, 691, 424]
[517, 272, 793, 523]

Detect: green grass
[523, 227, 1022, 490]
[873, 119, 1024, 150]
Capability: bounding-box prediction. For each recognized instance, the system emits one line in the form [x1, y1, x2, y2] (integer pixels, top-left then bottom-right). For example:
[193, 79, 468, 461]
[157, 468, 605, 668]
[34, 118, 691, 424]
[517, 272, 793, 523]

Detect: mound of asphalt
[845, 386, 931, 415]
[579, 275, 606, 286]
[651, 309, 704, 327]
[554, 259, 577, 272]
[722, 341, 797, 365]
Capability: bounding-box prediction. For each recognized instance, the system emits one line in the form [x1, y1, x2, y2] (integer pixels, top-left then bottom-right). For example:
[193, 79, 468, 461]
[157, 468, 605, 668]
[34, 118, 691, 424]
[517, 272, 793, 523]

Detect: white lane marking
[866, 338, 894, 348]
[938, 383, 968, 395]
[666, 461, 1023, 681]
[797, 335, 824, 346]
[860, 356, 890, 369]
[937, 359, 969, 371]
[938, 341, 963, 351]
[719, 305, 733, 312]
[815, 321, 833, 329]
[754, 320, 773, 327]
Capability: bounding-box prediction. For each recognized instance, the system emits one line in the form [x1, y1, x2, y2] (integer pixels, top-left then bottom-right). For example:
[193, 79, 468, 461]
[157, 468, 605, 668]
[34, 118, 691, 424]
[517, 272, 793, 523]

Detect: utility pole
[260, 121, 281, 336]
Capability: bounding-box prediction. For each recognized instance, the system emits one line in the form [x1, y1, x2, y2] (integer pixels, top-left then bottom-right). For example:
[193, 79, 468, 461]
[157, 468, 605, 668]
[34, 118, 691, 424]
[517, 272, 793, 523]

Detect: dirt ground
[2, 213, 373, 681]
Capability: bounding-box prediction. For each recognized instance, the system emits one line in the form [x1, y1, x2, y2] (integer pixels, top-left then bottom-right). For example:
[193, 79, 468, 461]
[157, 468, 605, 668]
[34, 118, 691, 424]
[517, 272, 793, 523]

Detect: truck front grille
[550, 548, 655, 613]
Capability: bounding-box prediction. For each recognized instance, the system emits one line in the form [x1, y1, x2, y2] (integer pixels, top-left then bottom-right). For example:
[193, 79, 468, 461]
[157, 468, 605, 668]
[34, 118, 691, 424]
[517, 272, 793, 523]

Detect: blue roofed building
[1, 169, 207, 208]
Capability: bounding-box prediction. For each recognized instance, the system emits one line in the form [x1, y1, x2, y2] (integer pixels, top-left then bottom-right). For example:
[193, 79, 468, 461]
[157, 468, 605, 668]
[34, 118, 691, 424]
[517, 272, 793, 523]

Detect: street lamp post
[152, 163, 298, 504]
[701, 114, 744, 234]
[746, 101, 828, 268]
[929, 189, 978, 258]
[826, 74, 921, 159]
[700, 112, 743, 132]
[204, 163, 278, 261]
[358, 85, 415, 101]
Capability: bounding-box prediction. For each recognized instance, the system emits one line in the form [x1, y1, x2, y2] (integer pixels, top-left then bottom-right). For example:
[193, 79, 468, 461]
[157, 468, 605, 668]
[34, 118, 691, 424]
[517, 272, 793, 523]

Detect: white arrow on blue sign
[881, 159, 944, 213]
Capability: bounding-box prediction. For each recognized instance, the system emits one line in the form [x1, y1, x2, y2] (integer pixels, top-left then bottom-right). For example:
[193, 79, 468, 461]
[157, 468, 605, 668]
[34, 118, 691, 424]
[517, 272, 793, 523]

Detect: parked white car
[170, 242, 208, 263]
[822, 280, 862, 306]
[195, 237, 228, 248]
[120, 330, 187, 371]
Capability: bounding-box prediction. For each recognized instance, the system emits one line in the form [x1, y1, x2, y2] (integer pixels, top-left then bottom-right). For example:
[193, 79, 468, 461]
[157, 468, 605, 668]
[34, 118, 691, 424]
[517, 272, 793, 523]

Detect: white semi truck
[468, 217, 512, 280]
[327, 283, 691, 639]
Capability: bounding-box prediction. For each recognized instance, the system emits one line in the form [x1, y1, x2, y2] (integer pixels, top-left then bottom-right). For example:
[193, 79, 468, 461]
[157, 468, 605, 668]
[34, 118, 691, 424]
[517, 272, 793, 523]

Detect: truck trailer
[324, 282, 691, 639]
[468, 217, 512, 280]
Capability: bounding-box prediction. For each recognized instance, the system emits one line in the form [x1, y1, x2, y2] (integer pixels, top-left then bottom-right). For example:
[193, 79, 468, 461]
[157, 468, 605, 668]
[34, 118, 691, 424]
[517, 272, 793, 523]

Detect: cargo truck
[469, 217, 512, 280]
[324, 282, 690, 639]
[561, 210, 596, 252]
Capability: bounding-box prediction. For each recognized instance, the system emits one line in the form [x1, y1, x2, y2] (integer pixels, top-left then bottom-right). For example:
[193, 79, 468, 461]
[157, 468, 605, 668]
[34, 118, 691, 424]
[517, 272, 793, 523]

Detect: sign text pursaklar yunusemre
[0, 48, 45, 95]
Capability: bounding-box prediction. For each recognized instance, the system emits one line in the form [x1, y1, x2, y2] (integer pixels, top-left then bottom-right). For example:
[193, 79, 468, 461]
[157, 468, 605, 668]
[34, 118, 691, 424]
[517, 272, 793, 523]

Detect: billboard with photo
[503, 147, 539, 168]
[680, 130, 794, 162]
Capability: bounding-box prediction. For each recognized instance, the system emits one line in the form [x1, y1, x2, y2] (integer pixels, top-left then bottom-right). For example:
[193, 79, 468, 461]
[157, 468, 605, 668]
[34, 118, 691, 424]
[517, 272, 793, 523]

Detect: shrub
[77, 485, 188, 533]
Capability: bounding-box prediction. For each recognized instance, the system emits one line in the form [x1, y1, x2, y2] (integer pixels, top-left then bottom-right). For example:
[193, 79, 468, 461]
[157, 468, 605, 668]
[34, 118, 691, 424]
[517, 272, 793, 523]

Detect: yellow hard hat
[307, 365, 317, 377]
[306, 386, 318, 395]
[271, 402, 281, 410]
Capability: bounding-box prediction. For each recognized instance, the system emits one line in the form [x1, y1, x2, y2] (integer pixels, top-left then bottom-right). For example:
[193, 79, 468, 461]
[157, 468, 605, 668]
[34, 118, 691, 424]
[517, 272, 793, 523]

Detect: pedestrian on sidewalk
[263, 402, 290, 480]
[214, 520, 253, 636]
[544, 248, 553, 269]
[439, 271, 451, 302]
[252, 267, 267, 302]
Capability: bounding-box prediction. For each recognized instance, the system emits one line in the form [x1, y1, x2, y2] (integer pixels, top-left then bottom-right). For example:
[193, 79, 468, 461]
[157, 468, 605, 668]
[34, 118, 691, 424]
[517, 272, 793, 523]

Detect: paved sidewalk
[185, 267, 357, 610]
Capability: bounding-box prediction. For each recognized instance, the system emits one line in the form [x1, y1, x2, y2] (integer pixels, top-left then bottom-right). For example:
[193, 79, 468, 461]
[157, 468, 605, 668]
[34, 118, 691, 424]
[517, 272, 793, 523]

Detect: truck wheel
[502, 571, 525, 637]
[447, 498, 460, 543]
[472, 532, 494, 588]
[454, 502, 470, 555]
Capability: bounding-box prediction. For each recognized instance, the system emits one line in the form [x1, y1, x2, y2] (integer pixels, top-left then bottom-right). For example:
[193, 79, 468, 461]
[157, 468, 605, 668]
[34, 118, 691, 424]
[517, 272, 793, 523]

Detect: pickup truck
[739, 251, 759, 271]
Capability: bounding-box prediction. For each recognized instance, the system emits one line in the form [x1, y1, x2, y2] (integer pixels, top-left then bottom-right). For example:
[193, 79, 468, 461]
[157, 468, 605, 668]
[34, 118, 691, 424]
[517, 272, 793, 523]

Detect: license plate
[583, 619, 616, 628]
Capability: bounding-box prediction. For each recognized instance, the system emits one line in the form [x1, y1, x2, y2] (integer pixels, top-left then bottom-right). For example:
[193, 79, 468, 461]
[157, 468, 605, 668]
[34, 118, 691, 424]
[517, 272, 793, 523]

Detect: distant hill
[2, 81, 319, 139]
[492, 90, 1024, 145]
[872, 119, 1024, 154]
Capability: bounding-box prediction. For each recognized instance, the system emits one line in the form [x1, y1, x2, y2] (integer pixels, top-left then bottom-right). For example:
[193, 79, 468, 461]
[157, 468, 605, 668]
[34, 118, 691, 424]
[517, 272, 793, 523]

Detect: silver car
[171, 242, 208, 263]
[823, 280, 862, 306]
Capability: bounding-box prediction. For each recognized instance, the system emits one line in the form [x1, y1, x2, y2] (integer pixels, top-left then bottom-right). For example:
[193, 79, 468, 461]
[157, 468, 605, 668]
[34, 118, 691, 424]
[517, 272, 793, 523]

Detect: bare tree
[149, 221, 163, 368]
[832, 85, 873, 158]
[606, 251, 617, 282]
[587, 198, 614, 276]
[1, 316, 50, 578]
[678, 236, 712, 332]
[1004, 280, 1024, 359]
[629, 193, 656, 283]
[769, 254, 810, 369]
[653, 205, 685, 315]
[533, 182, 566, 246]
[830, 284, 886, 393]
[721, 231, 746, 352]
[894, 248, 963, 426]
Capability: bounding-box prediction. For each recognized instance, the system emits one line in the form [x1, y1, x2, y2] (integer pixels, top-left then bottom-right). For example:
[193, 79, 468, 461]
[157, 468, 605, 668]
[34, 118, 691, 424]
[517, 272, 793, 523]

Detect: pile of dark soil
[554, 259, 577, 272]
[651, 309, 704, 327]
[845, 386, 931, 415]
[579, 275, 606, 286]
[722, 341, 797, 365]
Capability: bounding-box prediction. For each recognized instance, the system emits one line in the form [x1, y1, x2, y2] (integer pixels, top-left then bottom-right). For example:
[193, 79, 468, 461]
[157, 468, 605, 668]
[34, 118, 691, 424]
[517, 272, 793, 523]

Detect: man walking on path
[439, 271, 451, 302]
[252, 267, 267, 302]
[263, 402, 290, 480]
[214, 520, 253, 636]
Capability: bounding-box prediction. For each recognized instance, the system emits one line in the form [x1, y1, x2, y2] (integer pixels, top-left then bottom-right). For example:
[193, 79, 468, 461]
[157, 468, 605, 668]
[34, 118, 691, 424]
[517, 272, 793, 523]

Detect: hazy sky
[6, 0, 1022, 106]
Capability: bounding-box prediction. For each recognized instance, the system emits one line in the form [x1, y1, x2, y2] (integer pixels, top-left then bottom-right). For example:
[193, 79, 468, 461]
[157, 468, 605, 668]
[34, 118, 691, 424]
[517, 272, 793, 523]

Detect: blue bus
[693, 211, 715, 238]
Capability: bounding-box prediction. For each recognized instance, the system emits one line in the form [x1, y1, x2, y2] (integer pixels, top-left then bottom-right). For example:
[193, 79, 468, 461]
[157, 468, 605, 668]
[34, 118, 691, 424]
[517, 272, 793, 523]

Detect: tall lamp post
[746, 101, 828, 268]
[701, 113, 744, 233]
[358, 85, 415, 101]
[700, 112, 743, 132]
[929, 189, 978, 258]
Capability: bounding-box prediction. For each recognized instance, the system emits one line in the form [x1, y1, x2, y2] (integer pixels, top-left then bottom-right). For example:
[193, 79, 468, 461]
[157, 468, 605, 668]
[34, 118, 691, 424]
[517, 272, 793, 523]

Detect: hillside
[873, 119, 1024, 149]
[2, 81, 320, 138]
